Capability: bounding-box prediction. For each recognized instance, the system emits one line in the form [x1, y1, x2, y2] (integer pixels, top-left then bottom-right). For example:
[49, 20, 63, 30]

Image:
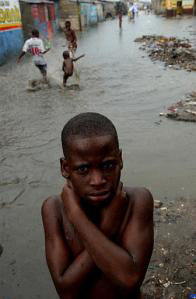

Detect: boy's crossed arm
[41, 184, 122, 298]
[42, 199, 96, 299]
[42, 184, 153, 298]
[62, 184, 154, 293]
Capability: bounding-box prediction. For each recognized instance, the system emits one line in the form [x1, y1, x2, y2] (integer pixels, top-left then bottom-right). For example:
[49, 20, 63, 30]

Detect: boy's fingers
[62, 181, 80, 202]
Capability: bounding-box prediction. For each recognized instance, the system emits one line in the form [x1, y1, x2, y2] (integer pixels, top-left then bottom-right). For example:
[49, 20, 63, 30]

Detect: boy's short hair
[61, 112, 119, 157]
[32, 29, 39, 38]
[63, 50, 70, 59]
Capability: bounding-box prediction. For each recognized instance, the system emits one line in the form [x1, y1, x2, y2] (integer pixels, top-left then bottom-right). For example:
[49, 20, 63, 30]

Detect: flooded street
[0, 13, 196, 299]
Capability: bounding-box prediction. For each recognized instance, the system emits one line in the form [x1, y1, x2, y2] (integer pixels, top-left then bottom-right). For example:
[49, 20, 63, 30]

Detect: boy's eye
[77, 165, 89, 175]
[102, 161, 116, 171]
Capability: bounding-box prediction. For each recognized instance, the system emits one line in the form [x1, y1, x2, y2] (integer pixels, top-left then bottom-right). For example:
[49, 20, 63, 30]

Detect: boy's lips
[87, 191, 111, 202]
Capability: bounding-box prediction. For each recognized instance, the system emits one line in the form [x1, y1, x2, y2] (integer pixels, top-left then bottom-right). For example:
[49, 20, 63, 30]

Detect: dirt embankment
[143, 197, 196, 298]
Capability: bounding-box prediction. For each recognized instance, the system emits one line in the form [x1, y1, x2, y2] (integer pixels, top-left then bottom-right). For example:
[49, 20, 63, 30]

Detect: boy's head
[61, 113, 123, 206]
[65, 20, 71, 30]
[32, 29, 39, 38]
[61, 112, 119, 157]
[63, 50, 70, 59]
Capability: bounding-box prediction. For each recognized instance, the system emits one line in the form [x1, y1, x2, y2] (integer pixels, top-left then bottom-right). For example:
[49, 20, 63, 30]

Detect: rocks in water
[161, 92, 196, 122]
[135, 35, 196, 72]
[154, 200, 163, 208]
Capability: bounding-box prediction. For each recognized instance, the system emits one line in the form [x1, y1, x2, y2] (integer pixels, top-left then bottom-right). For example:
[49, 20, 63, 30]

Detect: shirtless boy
[42, 112, 154, 299]
[62, 51, 84, 86]
[64, 21, 77, 55]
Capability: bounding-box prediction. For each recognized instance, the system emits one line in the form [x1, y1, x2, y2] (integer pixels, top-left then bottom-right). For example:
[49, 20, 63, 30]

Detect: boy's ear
[60, 158, 70, 179]
[119, 149, 123, 170]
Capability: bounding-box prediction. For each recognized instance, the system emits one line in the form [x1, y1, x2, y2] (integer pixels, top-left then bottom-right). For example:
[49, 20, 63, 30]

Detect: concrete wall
[19, 1, 59, 41]
[60, 0, 80, 30]
[151, 0, 166, 14]
[0, 0, 23, 65]
[102, 2, 116, 18]
[60, 0, 100, 30]
[80, 3, 98, 26]
[96, 3, 104, 21]
[165, 0, 194, 15]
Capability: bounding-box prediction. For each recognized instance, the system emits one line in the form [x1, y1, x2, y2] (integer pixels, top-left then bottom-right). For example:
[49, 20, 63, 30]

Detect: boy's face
[61, 135, 123, 207]
[65, 22, 71, 30]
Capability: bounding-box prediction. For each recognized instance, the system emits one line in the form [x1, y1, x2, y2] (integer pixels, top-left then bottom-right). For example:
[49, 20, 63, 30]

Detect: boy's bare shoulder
[41, 195, 63, 220]
[124, 187, 154, 216]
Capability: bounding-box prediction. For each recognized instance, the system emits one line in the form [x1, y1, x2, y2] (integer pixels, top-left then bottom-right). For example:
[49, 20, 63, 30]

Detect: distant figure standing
[129, 4, 138, 19]
[62, 50, 84, 86]
[117, 2, 123, 28]
[118, 11, 122, 28]
[64, 21, 77, 57]
[17, 29, 50, 83]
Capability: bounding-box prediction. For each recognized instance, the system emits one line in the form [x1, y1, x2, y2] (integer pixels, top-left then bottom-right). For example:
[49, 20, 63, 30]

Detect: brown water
[0, 13, 196, 299]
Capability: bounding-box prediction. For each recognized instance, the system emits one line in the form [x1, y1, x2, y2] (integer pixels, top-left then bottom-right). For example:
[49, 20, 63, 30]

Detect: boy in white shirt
[18, 29, 50, 83]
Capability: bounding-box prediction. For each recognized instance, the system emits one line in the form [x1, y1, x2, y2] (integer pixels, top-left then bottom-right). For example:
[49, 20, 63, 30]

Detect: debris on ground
[154, 200, 163, 208]
[142, 197, 196, 298]
[135, 35, 196, 71]
[160, 92, 196, 122]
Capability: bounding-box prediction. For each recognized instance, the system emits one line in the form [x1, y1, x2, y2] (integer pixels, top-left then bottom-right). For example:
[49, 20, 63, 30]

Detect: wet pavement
[0, 13, 196, 299]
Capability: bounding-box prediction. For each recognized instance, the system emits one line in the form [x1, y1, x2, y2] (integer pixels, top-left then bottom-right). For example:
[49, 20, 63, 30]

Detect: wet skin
[64, 24, 77, 50]
[61, 135, 123, 207]
[42, 135, 154, 299]
[62, 58, 74, 76]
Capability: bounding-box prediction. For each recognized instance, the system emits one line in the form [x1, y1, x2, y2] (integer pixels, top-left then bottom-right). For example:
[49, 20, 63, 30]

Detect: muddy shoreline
[143, 197, 196, 298]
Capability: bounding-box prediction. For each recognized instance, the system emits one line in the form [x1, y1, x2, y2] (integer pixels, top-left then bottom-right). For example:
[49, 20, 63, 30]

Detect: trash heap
[160, 92, 196, 122]
[135, 35, 196, 71]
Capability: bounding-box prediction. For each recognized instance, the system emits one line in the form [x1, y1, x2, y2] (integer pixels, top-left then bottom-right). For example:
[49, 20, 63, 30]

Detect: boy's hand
[61, 181, 80, 221]
[100, 182, 127, 239]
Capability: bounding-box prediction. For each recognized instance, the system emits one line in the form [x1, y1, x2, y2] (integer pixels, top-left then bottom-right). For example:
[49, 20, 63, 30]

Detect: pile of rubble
[143, 197, 196, 298]
[160, 92, 196, 122]
[135, 35, 196, 71]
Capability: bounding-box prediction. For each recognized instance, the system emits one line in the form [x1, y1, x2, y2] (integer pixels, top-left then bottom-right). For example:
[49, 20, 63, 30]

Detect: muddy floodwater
[0, 13, 196, 299]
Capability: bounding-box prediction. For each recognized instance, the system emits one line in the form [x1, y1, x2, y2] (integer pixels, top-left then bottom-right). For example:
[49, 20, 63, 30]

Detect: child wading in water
[17, 29, 50, 83]
[64, 20, 77, 57]
[62, 50, 84, 87]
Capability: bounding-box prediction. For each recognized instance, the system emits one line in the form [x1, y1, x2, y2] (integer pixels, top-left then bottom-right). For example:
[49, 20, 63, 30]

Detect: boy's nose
[90, 169, 106, 186]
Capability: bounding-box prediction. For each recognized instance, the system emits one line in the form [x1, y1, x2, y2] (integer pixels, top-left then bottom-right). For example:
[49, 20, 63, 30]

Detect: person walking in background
[116, 1, 123, 28]
[129, 3, 138, 19]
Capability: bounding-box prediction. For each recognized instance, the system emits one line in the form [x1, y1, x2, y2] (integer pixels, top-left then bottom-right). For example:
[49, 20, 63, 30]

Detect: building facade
[0, 0, 23, 65]
[59, 0, 103, 31]
[165, 0, 194, 15]
[19, 0, 59, 40]
[152, 0, 195, 15]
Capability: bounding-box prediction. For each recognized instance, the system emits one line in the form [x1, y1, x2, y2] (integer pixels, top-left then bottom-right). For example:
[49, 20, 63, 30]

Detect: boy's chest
[65, 31, 74, 41]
